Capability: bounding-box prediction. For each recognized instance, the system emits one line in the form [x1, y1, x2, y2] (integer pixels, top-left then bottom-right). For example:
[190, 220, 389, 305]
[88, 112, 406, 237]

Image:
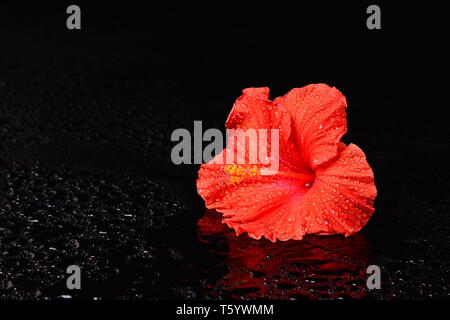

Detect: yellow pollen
[223, 164, 260, 185]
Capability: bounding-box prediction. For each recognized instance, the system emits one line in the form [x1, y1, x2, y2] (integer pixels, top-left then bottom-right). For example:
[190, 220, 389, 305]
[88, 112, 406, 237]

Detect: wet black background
[0, 1, 449, 300]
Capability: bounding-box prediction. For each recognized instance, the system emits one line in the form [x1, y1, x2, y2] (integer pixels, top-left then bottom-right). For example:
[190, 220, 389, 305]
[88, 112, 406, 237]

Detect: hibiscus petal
[301, 143, 377, 236]
[226, 87, 291, 142]
[223, 87, 312, 176]
[197, 150, 313, 241]
[275, 83, 347, 169]
[197, 143, 376, 241]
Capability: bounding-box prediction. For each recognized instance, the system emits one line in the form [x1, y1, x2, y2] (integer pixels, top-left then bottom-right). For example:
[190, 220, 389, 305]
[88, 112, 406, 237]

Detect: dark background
[0, 1, 449, 300]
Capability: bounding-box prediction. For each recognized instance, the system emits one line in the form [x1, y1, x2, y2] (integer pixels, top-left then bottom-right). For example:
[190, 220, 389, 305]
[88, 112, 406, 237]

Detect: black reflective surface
[0, 3, 449, 300]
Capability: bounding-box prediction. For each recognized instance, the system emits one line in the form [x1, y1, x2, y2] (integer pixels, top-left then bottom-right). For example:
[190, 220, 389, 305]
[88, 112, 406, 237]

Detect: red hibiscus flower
[197, 84, 377, 242]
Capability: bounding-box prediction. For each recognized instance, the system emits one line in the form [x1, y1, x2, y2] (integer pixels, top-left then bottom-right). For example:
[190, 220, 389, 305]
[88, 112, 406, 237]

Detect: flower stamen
[224, 164, 260, 185]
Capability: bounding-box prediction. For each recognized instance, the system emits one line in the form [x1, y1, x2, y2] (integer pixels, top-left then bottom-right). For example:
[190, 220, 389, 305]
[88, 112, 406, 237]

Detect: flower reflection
[198, 209, 371, 300]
